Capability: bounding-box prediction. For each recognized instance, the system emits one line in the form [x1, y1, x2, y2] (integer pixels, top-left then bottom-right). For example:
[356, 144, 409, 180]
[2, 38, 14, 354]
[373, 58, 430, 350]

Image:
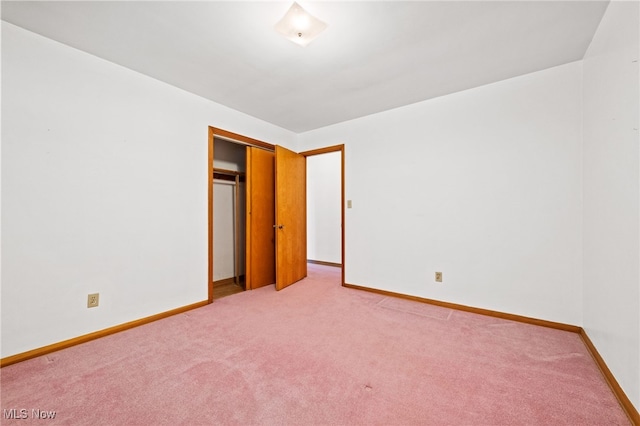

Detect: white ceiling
[2, 1, 609, 133]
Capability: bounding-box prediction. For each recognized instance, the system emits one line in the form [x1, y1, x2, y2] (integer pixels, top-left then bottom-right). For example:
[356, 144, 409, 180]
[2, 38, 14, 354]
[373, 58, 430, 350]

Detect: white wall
[307, 152, 341, 264]
[582, 0, 640, 411]
[298, 61, 584, 326]
[1, 22, 295, 358]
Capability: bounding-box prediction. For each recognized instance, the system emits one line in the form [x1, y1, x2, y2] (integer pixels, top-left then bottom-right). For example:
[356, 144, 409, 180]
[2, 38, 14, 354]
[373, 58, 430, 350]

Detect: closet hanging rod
[213, 168, 245, 177]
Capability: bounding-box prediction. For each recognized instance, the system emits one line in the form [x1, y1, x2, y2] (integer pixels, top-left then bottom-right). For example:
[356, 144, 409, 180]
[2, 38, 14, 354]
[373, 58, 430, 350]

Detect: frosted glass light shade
[275, 2, 327, 47]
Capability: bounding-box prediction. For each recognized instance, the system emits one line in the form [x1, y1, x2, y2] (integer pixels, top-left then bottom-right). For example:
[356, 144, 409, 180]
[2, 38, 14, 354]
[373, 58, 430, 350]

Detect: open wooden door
[246, 147, 276, 289]
[275, 145, 307, 290]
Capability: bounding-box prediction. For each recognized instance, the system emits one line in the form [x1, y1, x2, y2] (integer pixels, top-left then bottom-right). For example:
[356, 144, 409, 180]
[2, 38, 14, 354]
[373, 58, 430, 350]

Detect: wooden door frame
[299, 145, 346, 286]
[208, 127, 275, 303]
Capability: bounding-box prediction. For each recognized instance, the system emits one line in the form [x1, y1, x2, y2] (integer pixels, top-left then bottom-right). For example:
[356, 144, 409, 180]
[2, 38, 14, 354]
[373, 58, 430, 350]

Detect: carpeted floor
[0, 264, 630, 425]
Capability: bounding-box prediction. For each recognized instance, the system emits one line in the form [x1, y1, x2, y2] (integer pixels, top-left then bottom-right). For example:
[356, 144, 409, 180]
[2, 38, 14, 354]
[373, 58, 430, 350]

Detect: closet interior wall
[212, 138, 246, 286]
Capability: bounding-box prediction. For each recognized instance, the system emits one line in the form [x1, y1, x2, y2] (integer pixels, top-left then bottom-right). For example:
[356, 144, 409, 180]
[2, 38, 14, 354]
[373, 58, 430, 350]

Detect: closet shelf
[213, 168, 245, 176]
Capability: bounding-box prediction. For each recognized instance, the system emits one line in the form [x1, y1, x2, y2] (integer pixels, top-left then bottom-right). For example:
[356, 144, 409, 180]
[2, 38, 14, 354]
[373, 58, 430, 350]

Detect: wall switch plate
[435, 272, 443, 282]
[347, 200, 352, 209]
[87, 293, 99, 308]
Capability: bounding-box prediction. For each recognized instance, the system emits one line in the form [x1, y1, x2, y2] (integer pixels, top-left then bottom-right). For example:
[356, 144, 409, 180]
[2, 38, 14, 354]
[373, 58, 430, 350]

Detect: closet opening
[212, 138, 247, 299]
[208, 127, 277, 302]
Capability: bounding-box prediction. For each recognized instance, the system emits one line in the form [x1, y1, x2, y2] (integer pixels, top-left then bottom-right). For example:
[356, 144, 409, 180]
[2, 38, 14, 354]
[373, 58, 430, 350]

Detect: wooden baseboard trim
[0, 300, 209, 368]
[580, 329, 639, 425]
[307, 259, 342, 268]
[342, 282, 581, 333]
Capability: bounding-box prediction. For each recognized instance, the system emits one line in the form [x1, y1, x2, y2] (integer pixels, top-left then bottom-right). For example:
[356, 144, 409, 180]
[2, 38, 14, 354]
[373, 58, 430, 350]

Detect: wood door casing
[299, 144, 345, 286]
[275, 145, 307, 290]
[246, 147, 276, 290]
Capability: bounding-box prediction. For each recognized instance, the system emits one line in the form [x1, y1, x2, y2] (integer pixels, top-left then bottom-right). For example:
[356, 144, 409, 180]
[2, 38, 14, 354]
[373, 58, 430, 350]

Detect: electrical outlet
[87, 293, 99, 308]
[435, 272, 443, 282]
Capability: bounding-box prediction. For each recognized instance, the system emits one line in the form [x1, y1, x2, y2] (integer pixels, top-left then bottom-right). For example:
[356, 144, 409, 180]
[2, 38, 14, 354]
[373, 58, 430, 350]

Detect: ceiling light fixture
[275, 2, 327, 47]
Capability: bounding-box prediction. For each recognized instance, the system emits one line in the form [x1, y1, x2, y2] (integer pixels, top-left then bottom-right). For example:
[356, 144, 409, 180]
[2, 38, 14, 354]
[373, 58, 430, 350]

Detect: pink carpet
[1, 264, 630, 425]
